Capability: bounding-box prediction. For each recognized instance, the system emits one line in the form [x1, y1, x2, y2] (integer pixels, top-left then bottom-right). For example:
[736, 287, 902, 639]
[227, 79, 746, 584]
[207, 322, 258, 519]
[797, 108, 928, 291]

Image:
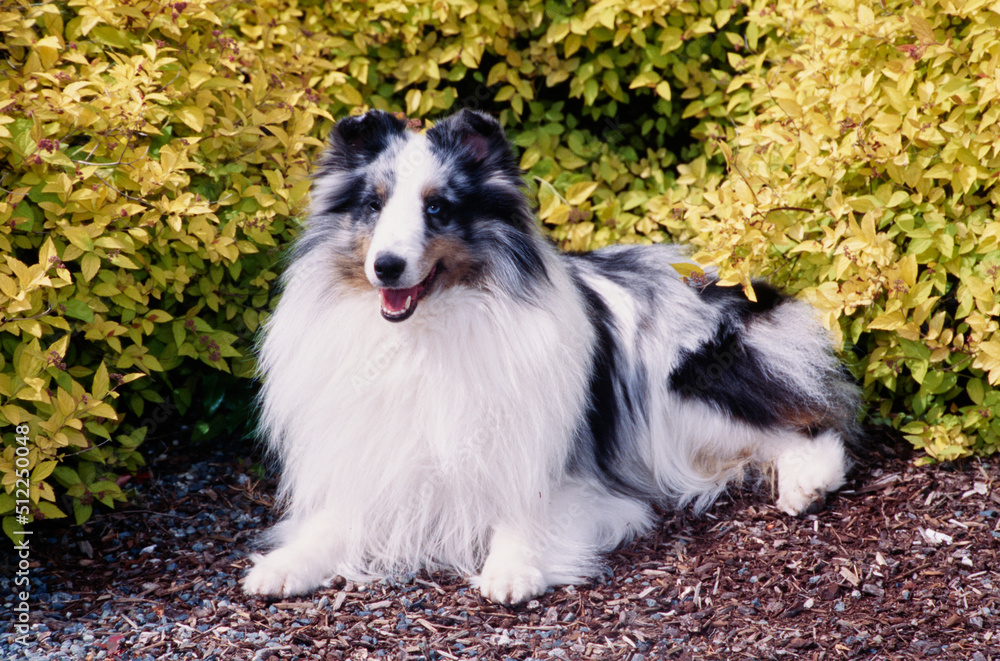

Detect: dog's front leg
[473, 523, 548, 604]
[242, 514, 340, 598]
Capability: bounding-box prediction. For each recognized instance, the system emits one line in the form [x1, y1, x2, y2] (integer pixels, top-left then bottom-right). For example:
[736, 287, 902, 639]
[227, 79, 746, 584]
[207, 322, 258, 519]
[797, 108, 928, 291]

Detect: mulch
[2, 432, 998, 660]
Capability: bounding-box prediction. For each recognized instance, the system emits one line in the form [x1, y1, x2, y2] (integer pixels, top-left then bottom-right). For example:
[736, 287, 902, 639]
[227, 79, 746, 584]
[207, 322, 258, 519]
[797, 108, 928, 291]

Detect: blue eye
[426, 203, 441, 215]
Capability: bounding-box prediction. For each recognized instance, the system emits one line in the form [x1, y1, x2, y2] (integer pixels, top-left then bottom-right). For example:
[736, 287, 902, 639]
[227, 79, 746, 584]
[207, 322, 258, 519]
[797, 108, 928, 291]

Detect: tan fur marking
[335, 233, 373, 291]
[422, 235, 483, 293]
[692, 446, 753, 484]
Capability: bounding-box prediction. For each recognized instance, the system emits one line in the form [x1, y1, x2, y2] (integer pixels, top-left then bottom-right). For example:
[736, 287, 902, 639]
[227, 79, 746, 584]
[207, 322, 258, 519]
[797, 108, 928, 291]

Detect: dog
[242, 109, 859, 604]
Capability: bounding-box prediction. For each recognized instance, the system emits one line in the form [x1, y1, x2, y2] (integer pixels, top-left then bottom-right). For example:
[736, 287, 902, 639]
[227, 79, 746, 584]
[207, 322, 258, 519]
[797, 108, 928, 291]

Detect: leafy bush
[652, 0, 1000, 462]
[0, 0, 328, 536]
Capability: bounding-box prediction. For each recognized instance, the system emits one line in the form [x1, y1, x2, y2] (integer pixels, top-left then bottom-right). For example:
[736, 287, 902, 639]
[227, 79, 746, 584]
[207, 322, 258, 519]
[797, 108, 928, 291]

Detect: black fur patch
[321, 111, 407, 172]
[669, 319, 796, 428]
[306, 112, 408, 247]
[668, 280, 804, 426]
[694, 280, 784, 317]
[673, 281, 855, 435]
[566, 249, 659, 335]
[426, 110, 516, 175]
[423, 110, 549, 295]
[569, 273, 647, 495]
[491, 226, 549, 287]
[569, 249, 646, 279]
[579, 281, 621, 472]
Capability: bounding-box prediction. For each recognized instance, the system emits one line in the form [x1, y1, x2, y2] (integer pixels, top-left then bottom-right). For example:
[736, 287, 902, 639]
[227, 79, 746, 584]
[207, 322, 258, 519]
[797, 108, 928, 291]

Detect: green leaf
[53, 466, 83, 486]
[31, 460, 57, 482]
[62, 299, 95, 323]
[37, 501, 67, 520]
[62, 226, 94, 252]
[4, 515, 24, 541]
[176, 106, 205, 132]
[899, 339, 932, 362]
[93, 361, 110, 399]
[0, 492, 14, 515]
[967, 378, 985, 405]
[91, 25, 133, 48]
[73, 500, 93, 526]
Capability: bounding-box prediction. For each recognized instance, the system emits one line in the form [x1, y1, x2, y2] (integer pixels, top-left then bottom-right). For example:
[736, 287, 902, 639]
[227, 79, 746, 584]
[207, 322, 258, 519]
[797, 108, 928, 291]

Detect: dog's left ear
[427, 110, 516, 171]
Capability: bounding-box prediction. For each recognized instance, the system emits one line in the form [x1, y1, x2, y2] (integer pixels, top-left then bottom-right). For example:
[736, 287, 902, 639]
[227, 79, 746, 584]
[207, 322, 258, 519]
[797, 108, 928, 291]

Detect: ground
[1, 433, 998, 660]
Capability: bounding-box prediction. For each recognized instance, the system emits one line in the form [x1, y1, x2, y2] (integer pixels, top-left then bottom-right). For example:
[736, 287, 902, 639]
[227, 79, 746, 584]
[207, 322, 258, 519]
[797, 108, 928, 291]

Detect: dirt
[4, 433, 998, 660]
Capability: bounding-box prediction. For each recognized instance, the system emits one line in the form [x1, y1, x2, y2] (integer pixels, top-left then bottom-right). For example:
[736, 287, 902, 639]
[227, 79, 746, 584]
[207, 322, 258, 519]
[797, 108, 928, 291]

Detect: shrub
[0, 0, 328, 536]
[651, 0, 1000, 462]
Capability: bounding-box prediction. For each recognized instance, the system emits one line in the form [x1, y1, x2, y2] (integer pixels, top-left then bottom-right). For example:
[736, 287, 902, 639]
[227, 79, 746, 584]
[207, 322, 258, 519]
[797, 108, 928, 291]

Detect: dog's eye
[368, 199, 383, 213]
[426, 202, 441, 215]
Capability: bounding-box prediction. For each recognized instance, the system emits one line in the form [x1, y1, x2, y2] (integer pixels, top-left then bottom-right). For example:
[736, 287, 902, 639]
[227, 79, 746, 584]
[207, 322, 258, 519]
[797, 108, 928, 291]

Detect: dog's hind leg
[772, 429, 849, 515]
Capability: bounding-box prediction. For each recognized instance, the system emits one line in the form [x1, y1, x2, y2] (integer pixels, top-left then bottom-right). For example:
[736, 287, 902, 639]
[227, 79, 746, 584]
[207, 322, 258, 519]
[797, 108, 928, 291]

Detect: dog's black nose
[373, 253, 407, 283]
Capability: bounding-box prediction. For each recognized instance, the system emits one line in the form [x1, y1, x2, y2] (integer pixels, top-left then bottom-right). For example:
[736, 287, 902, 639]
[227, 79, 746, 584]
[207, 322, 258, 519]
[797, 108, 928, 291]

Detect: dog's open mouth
[379, 264, 438, 322]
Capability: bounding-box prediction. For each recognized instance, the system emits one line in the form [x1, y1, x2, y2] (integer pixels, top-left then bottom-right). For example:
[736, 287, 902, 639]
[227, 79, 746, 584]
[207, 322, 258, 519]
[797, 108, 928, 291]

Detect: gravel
[2, 434, 998, 659]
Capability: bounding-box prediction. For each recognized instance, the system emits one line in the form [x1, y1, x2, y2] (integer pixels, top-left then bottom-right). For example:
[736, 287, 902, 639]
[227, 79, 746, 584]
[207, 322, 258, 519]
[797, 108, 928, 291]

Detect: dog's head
[305, 109, 545, 322]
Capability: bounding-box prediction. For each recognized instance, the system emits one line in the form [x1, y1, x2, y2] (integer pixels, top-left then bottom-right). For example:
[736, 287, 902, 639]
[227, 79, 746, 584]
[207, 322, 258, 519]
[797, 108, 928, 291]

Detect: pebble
[861, 583, 885, 598]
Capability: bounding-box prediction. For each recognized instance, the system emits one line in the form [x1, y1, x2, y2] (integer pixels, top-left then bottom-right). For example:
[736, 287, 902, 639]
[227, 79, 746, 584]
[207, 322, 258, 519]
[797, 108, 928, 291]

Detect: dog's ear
[323, 110, 408, 170]
[427, 110, 517, 172]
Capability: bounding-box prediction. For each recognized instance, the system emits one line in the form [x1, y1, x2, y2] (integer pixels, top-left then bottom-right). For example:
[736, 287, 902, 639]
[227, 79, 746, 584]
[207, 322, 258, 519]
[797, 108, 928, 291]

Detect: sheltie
[242, 109, 859, 603]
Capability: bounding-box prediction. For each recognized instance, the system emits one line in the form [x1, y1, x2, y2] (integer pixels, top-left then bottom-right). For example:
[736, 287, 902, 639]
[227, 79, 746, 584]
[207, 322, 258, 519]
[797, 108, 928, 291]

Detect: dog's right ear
[322, 111, 408, 170]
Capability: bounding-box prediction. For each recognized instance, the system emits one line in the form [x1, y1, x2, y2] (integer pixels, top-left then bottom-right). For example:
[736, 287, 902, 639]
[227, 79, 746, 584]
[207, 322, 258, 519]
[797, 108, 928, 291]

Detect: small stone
[818, 584, 839, 600]
[861, 583, 885, 598]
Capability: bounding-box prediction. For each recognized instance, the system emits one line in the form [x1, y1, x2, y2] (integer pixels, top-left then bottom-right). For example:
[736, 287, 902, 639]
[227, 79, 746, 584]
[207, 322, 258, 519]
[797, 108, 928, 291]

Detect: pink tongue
[380, 286, 419, 313]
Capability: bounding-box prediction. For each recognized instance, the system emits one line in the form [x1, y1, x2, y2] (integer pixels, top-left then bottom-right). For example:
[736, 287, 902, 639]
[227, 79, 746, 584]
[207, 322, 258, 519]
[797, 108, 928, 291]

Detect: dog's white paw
[775, 432, 847, 516]
[775, 484, 826, 516]
[242, 550, 323, 598]
[474, 561, 547, 604]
